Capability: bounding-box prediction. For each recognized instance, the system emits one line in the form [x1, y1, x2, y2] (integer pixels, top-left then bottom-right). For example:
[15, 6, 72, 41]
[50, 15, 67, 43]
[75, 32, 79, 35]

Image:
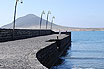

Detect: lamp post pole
[40, 11, 45, 29]
[46, 11, 51, 29]
[51, 16, 55, 30]
[13, 0, 23, 39]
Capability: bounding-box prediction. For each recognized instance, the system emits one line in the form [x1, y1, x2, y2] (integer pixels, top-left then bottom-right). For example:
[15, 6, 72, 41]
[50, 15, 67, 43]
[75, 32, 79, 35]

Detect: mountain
[2, 14, 55, 28]
[2, 14, 104, 31]
[2, 14, 71, 31]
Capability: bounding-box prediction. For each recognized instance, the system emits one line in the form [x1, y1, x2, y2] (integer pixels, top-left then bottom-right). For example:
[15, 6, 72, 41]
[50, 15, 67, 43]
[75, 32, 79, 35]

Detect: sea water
[53, 31, 104, 69]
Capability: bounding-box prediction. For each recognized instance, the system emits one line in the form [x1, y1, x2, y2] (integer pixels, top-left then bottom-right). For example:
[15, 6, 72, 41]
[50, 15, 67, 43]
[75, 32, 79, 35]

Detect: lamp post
[40, 11, 45, 29]
[13, 0, 23, 39]
[46, 11, 51, 29]
[51, 16, 55, 30]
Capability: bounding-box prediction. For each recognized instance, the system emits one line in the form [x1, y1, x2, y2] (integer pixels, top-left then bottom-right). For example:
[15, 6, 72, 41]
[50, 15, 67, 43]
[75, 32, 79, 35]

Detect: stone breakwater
[0, 33, 71, 69]
[36, 33, 71, 68]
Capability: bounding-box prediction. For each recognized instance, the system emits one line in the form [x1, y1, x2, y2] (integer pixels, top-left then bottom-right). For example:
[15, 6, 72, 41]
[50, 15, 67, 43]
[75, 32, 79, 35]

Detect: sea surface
[53, 31, 104, 69]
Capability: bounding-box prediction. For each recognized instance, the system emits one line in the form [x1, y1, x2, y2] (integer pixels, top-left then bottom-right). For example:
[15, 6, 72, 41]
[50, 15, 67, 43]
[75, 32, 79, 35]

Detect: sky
[0, 0, 104, 28]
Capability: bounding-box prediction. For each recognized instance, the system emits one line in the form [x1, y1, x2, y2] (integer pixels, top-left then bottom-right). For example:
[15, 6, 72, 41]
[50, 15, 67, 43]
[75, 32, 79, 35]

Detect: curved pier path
[0, 34, 68, 69]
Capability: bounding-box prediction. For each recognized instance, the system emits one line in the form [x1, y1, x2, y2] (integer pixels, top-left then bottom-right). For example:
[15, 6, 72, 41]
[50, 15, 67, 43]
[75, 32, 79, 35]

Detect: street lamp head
[16, 0, 22, 2]
[53, 16, 55, 19]
[48, 11, 51, 14]
[16, 0, 19, 2]
[21, 1, 23, 3]
[42, 11, 45, 15]
[16, 0, 23, 3]
[20, 0, 23, 3]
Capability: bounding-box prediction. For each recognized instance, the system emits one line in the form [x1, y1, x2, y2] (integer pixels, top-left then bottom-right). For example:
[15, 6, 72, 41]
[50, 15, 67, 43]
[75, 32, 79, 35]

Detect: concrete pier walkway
[0, 34, 69, 69]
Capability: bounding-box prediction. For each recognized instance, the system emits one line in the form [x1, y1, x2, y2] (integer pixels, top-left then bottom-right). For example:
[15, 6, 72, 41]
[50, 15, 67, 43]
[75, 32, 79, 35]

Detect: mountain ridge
[2, 14, 104, 31]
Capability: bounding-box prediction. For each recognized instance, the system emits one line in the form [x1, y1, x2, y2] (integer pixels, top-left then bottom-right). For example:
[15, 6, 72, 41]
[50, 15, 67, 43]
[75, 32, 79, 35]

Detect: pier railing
[0, 29, 53, 42]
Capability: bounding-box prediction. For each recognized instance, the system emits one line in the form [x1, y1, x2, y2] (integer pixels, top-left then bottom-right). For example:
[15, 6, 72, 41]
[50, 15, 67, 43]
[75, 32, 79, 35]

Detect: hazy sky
[0, 0, 104, 28]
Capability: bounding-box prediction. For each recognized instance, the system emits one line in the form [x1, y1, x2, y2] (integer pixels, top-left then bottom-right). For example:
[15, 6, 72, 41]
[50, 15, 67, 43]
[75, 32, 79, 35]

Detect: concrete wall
[0, 29, 53, 42]
[36, 32, 71, 68]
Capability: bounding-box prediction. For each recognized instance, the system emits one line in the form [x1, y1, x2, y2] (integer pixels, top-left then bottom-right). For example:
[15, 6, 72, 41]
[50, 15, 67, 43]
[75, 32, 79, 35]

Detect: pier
[0, 29, 71, 69]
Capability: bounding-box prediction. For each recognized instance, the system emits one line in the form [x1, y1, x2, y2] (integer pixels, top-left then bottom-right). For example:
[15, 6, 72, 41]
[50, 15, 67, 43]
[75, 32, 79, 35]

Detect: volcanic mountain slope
[2, 14, 104, 31]
[2, 14, 72, 31]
